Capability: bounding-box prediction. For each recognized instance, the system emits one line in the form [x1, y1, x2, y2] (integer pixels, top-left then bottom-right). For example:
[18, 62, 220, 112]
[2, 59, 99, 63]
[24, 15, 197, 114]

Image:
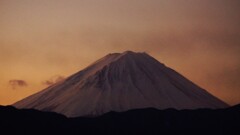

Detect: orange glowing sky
[0, 0, 240, 105]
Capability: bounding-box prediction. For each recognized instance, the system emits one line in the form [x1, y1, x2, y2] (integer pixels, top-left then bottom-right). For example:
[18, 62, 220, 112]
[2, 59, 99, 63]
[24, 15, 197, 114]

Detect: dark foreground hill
[0, 105, 239, 135]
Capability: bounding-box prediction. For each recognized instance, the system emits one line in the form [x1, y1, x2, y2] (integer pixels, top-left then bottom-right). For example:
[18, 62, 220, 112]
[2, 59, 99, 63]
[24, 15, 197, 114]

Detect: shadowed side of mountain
[0, 105, 239, 135]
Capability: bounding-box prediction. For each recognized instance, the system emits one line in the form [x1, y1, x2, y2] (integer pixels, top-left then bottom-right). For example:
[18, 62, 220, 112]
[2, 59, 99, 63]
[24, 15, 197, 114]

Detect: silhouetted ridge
[0, 105, 239, 135]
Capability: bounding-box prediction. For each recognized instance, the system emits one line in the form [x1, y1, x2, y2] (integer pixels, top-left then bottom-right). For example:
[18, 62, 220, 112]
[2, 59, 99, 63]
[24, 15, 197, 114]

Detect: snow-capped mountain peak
[13, 51, 228, 117]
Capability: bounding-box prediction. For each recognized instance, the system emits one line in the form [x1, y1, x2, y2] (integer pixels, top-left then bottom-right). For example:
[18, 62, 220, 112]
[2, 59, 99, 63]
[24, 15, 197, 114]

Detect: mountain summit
[13, 51, 228, 117]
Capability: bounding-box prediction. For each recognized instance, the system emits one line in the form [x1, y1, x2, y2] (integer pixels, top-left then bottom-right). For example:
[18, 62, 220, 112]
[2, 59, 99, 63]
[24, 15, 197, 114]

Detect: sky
[0, 0, 239, 105]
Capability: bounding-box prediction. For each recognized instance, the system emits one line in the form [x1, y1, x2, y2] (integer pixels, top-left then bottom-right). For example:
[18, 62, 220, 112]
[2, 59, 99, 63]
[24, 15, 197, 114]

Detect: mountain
[13, 51, 228, 117]
[1, 105, 240, 135]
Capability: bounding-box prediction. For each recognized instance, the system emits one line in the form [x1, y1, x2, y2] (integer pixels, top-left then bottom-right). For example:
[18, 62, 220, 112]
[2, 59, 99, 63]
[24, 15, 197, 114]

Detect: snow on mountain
[13, 51, 228, 117]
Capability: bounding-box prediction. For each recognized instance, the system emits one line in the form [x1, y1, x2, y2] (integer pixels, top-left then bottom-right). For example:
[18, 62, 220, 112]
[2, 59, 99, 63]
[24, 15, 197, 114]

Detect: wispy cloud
[42, 75, 65, 86]
[9, 80, 28, 89]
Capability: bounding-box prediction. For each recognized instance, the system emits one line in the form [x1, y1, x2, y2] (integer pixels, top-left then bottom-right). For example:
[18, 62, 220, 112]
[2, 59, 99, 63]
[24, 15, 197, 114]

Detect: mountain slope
[13, 51, 228, 117]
